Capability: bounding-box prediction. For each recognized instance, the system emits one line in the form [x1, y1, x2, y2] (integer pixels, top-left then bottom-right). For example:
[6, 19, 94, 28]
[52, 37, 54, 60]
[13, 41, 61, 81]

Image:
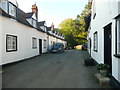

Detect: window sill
[93, 50, 98, 52]
[114, 54, 120, 58]
[6, 50, 17, 52]
[32, 47, 37, 49]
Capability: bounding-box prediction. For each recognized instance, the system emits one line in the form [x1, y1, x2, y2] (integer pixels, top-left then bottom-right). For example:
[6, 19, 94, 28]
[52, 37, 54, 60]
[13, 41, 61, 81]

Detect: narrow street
[3, 50, 104, 88]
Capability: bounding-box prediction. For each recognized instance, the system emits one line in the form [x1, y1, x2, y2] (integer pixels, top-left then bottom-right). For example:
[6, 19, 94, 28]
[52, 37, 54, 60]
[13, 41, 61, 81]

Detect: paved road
[3, 50, 105, 88]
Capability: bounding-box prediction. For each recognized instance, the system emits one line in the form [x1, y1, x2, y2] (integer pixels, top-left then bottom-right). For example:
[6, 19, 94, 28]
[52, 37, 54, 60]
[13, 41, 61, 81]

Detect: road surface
[3, 50, 106, 88]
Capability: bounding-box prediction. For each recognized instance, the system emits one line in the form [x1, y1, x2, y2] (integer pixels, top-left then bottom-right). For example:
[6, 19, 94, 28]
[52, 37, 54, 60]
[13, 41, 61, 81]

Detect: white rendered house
[86, 0, 120, 87]
[0, 0, 66, 65]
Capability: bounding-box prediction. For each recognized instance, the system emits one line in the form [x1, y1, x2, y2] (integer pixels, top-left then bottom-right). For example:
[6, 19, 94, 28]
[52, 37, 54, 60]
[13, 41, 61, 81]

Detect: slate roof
[38, 21, 45, 26]
[0, 2, 65, 41]
[17, 8, 33, 27]
[0, 8, 33, 27]
[0, 8, 11, 18]
[47, 27, 51, 31]
[114, 14, 120, 19]
[25, 12, 34, 19]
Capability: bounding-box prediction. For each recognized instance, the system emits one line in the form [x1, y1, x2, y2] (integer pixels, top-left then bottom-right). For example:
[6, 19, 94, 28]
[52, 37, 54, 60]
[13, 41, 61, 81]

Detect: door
[89, 38, 92, 57]
[104, 23, 112, 74]
[39, 39, 42, 54]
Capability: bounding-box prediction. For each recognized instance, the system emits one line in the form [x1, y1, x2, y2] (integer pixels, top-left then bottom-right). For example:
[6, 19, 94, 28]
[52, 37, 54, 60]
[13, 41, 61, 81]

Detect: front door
[39, 39, 42, 54]
[104, 23, 112, 75]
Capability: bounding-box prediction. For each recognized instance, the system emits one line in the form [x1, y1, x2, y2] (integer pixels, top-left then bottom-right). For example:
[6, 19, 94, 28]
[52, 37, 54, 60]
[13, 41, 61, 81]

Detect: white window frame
[117, 19, 120, 54]
[8, 2, 16, 17]
[6, 34, 17, 52]
[93, 32, 98, 52]
[44, 39, 47, 48]
[32, 19, 37, 28]
[88, 38, 91, 49]
[32, 37, 37, 49]
[0, 1, 8, 13]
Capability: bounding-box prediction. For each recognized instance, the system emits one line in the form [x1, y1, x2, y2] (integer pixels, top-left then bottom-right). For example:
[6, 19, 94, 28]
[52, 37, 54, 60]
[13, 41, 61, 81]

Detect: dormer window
[8, 2, 16, 17]
[26, 18, 37, 28]
[0, 1, 8, 13]
[32, 18, 37, 28]
[0, 1, 17, 17]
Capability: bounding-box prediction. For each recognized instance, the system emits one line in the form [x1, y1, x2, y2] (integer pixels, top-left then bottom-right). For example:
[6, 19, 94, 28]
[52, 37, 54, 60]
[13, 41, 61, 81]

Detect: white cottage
[87, 0, 120, 88]
[0, 0, 66, 65]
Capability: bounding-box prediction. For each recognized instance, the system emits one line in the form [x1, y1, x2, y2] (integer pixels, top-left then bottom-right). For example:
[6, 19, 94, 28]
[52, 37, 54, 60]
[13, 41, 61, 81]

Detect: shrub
[96, 63, 110, 70]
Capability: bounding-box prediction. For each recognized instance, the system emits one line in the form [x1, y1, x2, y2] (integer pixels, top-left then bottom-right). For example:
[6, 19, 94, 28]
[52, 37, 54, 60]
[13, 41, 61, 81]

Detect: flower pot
[99, 70, 107, 77]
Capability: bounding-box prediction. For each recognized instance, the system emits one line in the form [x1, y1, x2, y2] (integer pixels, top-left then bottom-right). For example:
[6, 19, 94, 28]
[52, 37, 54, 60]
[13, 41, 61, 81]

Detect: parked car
[52, 43, 65, 53]
[82, 43, 87, 51]
[65, 46, 71, 50]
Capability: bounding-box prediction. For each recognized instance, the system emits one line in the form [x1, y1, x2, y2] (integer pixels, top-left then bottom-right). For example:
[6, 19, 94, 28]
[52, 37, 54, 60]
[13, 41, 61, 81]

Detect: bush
[96, 63, 110, 70]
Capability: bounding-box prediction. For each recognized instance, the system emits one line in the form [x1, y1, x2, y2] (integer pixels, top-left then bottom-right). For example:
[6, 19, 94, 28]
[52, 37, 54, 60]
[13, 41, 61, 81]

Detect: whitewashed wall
[42, 33, 48, 53]
[48, 35, 56, 50]
[89, 0, 120, 82]
[0, 17, 2, 64]
[1, 16, 48, 65]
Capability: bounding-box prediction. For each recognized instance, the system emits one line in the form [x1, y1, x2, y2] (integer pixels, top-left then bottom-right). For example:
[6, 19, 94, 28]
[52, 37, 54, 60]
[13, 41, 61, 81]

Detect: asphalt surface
[2, 50, 106, 88]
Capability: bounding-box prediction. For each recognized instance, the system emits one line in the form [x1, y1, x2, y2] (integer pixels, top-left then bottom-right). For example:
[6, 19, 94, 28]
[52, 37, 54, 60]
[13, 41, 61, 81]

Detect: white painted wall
[0, 17, 2, 64]
[89, 0, 120, 82]
[1, 16, 48, 65]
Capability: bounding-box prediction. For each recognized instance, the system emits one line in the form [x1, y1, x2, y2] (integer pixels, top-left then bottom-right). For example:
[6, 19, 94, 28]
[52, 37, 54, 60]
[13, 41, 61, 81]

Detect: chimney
[51, 23, 54, 31]
[32, 3, 38, 21]
[32, 4, 38, 13]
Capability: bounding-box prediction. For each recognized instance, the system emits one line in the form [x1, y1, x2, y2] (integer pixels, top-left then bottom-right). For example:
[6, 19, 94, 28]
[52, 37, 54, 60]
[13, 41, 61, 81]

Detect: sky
[16, 0, 88, 28]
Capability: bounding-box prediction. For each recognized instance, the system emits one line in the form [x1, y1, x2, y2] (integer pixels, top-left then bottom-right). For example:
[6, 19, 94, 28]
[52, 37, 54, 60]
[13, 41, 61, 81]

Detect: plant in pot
[96, 63, 110, 77]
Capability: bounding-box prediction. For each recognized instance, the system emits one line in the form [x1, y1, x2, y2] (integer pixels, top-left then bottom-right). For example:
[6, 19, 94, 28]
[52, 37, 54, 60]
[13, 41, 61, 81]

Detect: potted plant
[96, 63, 110, 77]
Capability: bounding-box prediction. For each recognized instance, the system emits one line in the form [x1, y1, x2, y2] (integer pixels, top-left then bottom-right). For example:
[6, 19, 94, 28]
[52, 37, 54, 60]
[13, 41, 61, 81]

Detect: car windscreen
[53, 43, 62, 47]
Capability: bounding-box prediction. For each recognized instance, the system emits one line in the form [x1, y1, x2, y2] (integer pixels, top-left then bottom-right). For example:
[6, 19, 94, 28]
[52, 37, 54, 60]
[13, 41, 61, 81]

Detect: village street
[2, 50, 107, 88]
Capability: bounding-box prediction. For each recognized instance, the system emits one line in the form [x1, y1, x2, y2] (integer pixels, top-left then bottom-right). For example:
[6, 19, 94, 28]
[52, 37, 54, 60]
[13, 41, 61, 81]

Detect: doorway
[104, 23, 112, 74]
[39, 39, 42, 54]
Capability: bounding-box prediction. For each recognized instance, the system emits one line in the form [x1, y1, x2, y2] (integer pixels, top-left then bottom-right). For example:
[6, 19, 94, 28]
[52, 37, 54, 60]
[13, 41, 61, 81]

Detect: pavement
[2, 50, 110, 88]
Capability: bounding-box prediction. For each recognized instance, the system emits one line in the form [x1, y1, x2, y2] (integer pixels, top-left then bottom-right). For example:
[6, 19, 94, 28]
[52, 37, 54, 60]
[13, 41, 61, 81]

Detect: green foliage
[96, 63, 110, 70]
[58, 4, 90, 48]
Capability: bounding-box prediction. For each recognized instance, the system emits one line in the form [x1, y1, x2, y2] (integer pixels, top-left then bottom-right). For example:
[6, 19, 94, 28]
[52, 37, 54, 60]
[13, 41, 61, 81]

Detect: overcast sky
[17, 0, 88, 28]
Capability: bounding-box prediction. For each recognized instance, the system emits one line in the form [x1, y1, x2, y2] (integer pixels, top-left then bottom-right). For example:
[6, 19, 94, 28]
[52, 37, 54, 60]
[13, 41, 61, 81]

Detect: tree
[58, 4, 90, 48]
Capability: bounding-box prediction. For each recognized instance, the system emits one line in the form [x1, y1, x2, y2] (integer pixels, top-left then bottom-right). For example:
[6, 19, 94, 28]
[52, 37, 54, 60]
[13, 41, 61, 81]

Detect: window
[32, 37, 37, 49]
[93, 32, 98, 51]
[32, 19, 37, 28]
[44, 39, 47, 48]
[88, 38, 91, 49]
[8, 2, 16, 17]
[6, 35, 17, 52]
[114, 17, 120, 58]
[0, 1, 8, 13]
[117, 19, 120, 54]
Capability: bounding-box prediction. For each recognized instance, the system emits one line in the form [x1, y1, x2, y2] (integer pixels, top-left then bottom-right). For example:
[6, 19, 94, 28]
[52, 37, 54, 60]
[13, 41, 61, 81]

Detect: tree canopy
[58, 4, 90, 48]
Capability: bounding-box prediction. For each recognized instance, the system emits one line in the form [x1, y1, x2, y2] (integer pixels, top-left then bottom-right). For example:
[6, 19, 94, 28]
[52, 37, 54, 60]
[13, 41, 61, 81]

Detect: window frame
[88, 38, 92, 49]
[6, 34, 17, 52]
[44, 39, 47, 48]
[93, 31, 98, 52]
[114, 17, 120, 58]
[8, 2, 17, 18]
[32, 37, 37, 49]
[32, 18, 37, 28]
